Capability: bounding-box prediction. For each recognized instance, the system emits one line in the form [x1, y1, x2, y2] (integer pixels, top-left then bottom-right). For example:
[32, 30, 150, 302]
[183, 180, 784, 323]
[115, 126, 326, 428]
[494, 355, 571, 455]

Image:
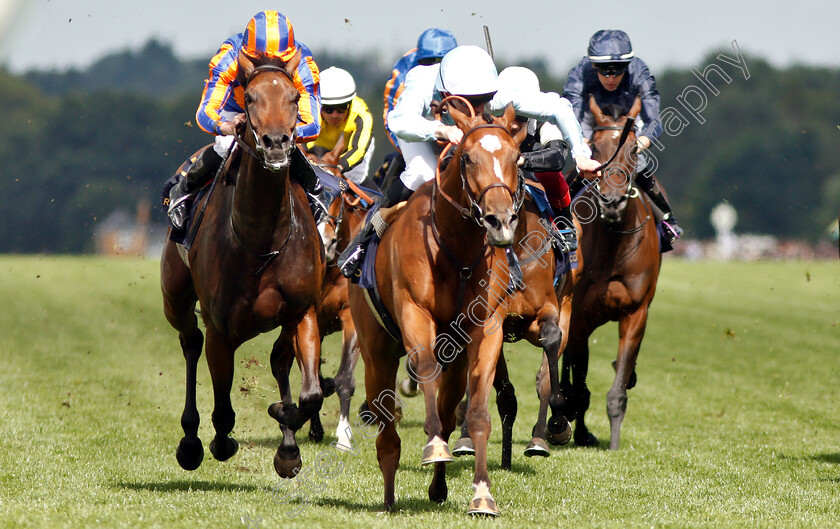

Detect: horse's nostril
[484, 214, 502, 230]
[510, 213, 518, 225]
[262, 135, 274, 149]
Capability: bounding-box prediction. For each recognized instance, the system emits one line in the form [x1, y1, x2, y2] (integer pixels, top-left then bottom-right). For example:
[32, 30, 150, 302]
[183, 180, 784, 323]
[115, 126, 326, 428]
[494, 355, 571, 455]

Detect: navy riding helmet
[588, 29, 634, 76]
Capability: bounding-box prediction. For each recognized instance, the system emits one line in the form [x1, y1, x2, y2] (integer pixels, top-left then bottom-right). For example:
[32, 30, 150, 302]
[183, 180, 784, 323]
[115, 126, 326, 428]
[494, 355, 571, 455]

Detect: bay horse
[160, 51, 325, 478]
[303, 137, 371, 450]
[449, 192, 585, 465]
[561, 96, 661, 450]
[348, 102, 527, 516]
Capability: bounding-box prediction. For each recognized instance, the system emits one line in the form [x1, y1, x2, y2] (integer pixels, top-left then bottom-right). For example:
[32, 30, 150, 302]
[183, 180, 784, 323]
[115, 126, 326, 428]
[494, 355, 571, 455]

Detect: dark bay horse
[303, 138, 370, 450]
[348, 103, 527, 516]
[160, 51, 325, 478]
[561, 96, 661, 450]
[450, 192, 585, 465]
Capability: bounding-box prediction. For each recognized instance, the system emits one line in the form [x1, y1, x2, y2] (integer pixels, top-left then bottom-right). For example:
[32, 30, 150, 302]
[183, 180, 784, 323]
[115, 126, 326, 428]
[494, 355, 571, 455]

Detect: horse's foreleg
[267, 330, 301, 477]
[398, 306, 448, 466]
[429, 351, 468, 504]
[608, 307, 648, 450]
[333, 309, 359, 451]
[204, 326, 240, 463]
[526, 354, 551, 457]
[465, 331, 503, 517]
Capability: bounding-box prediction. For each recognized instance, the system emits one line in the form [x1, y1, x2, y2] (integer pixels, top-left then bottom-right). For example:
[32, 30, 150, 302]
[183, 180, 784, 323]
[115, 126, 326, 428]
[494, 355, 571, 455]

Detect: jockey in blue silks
[563, 29, 682, 246]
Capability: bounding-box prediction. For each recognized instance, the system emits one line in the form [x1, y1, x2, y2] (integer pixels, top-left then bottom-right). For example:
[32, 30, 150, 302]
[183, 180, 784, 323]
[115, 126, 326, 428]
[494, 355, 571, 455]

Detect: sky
[0, 0, 836, 76]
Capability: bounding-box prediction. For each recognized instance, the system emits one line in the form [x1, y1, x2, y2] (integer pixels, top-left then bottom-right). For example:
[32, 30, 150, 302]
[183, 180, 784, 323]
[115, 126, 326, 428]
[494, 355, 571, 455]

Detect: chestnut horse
[160, 52, 324, 478]
[561, 96, 661, 450]
[348, 103, 526, 516]
[449, 194, 585, 466]
[303, 138, 371, 450]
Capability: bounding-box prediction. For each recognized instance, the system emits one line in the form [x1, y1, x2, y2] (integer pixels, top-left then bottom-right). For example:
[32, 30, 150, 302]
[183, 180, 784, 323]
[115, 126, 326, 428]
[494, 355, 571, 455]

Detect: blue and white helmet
[415, 29, 458, 62]
[587, 29, 634, 64]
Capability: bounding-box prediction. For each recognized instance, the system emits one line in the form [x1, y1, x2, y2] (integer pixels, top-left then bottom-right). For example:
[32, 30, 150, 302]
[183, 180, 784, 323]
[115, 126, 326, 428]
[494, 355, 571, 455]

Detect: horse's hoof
[429, 480, 448, 504]
[454, 400, 467, 426]
[524, 437, 550, 457]
[421, 441, 454, 465]
[209, 436, 239, 461]
[546, 417, 572, 446]
[575, 431, 600, 447]
[398, 378, 419, 398]
[176, 437, 204, 470]
[394, 403, 403, 424]
[468, 495, 500, 517]
[273, 447, 302, 478]
[452, 437, 475, 457]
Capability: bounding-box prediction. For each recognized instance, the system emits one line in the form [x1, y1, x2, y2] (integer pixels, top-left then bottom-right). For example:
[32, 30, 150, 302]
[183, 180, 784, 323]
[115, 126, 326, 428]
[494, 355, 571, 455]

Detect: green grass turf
[0, 255, 838, 528]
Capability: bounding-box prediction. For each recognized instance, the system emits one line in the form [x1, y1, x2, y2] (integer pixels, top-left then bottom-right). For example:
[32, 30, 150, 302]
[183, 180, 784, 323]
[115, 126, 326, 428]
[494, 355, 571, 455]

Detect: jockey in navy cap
[564, 29, 683, 248]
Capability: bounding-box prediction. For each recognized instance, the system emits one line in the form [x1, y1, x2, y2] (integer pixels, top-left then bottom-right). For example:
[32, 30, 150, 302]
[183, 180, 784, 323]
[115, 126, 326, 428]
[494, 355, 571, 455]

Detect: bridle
[234, 64, 298, 171]
[433, 96, 525, 227]
[590, 120, 651, 233]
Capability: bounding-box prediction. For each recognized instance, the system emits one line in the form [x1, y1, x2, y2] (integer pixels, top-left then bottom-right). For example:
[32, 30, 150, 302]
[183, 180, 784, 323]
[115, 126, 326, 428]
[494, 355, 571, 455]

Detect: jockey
[337, 45, 600, 278]
[495, 66, 577, 251]
[383, 28, 458, 148]
[563, 29, 683, 246]
[306, 67, 376, 187]
[167, 10, 329, 230]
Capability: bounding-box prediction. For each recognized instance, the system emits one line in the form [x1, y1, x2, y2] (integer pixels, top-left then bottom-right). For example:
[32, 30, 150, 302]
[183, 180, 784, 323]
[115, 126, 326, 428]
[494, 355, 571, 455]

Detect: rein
[228, 186, 297, 276]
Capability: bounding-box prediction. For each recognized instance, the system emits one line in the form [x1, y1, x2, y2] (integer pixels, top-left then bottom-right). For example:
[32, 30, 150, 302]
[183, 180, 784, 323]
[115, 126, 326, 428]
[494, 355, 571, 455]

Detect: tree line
[1, 40, 837, 253]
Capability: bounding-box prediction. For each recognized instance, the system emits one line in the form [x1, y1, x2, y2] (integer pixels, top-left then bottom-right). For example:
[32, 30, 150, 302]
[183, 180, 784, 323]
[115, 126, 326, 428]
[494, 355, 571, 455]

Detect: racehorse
[348, 102, 527, 516]
[160, 51, 325, 478]
[560, 96, 661, 450]
[449, 192, 585, 466]
[303, 137, 371, 450]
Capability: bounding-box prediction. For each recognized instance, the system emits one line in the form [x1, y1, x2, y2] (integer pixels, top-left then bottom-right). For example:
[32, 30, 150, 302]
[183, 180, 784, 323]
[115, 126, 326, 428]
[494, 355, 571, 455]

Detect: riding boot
[168, 147, 223, 230]
[551, 205, 578, 252]
[337, 178, 414, 278]
[290, 146, 330, 224]
[637, 165, 683, 244]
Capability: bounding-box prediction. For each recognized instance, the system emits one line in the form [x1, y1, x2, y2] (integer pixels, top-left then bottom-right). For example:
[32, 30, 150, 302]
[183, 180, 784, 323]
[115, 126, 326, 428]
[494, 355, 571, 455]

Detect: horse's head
[447, 103, 527, 247]
[586, 95, 642, 224]
[237, 51, 301, 171]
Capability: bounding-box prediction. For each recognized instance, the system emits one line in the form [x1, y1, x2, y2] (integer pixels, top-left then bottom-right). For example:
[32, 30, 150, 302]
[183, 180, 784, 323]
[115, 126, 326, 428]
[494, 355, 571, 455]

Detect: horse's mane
[236, 53, 296, 85]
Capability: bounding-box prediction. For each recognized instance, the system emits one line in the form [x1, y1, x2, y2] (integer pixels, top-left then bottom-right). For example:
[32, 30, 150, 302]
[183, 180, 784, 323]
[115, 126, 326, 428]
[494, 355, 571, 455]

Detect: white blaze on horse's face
[478, 135, 506, 182]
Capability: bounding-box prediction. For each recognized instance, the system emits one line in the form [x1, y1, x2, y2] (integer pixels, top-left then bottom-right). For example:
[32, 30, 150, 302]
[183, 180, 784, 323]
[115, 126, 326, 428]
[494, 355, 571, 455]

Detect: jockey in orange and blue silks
[382, 29, 457, 148]
[166, 10, 330, 232]
[196, 11, 320, 141]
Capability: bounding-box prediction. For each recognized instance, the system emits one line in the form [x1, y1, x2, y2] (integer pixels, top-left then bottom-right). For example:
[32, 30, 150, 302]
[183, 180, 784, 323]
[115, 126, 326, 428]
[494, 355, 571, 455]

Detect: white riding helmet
[496, 66, 541, 103]
[320, 67, 356, 105]
[434, 45, 498, 96]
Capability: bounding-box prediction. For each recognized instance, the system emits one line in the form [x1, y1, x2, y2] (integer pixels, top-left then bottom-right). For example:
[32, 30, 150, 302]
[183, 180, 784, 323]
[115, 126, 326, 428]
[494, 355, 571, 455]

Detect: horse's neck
[231, 156, 292, 250]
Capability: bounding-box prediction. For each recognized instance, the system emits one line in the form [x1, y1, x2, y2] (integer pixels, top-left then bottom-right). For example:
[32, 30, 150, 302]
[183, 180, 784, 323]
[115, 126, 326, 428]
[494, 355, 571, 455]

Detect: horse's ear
[501, 104, 528, 145]
[285, 48, 302, 77]
[589, 95, 607, 124]
[238, 50, 256, 84]
[449, 103, 471, 131]
[627, 96, 642, 120]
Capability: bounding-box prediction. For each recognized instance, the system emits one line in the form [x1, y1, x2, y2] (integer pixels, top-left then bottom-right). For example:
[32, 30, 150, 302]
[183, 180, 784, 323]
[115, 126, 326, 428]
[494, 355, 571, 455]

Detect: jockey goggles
[594, 62, 628, 77]
[322, 102, 351, 114]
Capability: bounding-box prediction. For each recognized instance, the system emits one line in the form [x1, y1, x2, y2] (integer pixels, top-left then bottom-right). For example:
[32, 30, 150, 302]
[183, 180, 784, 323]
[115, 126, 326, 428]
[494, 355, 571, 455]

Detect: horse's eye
[461, 153, 473, 166]
[292, 93, 301, 104]
[244, 93, 254, 106]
